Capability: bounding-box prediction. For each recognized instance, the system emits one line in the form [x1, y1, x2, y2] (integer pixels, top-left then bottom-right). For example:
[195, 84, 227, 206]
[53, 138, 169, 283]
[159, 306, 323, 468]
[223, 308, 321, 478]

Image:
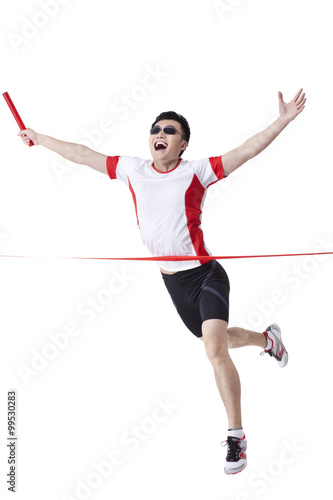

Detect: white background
[0, 0, 332, 498]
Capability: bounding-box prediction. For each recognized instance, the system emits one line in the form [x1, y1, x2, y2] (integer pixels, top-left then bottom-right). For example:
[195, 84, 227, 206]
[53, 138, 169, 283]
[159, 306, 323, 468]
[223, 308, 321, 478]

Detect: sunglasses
[150, 125, 186, 140]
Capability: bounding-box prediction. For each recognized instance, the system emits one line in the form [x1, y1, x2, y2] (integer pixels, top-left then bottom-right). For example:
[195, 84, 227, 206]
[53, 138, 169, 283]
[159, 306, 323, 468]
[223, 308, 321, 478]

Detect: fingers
[293, 88, 303, 102]
[296, 104, 306, 115]
[17, 130, 32, 146]
[297, 92, 306, 105]
[296, 91, 306, 114]
[297, 97, 306, 110]
[291, 89, 306, 115]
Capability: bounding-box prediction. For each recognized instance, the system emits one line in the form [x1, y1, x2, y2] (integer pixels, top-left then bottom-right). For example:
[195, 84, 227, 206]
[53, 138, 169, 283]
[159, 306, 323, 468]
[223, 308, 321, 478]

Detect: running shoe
[262, 323, 288, 368]
[221, 435, 247, 475]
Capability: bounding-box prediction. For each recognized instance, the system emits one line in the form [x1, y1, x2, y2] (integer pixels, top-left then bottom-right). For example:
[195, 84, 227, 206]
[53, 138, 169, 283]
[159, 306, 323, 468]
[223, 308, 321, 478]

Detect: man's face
[149, 119, 187, 162]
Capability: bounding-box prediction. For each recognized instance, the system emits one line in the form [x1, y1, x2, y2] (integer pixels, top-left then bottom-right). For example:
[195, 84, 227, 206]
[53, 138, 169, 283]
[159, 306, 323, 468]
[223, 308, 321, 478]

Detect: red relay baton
[3, 92, 34, 147]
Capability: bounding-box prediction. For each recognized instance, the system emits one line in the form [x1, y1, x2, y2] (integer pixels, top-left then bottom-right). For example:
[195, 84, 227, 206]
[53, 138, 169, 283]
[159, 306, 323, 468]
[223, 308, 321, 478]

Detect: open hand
[278, 89, 306, 124]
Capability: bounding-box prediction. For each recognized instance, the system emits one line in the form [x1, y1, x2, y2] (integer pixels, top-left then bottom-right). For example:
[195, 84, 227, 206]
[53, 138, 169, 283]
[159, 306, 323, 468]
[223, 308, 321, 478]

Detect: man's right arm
[18, 128, 108, 175]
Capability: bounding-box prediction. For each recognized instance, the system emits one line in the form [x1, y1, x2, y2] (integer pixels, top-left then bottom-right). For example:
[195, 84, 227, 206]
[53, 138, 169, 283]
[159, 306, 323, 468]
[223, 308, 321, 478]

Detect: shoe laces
[261, 331, 273, 357]
[221, 436, 241, 461]
[260, 349, 273, 357]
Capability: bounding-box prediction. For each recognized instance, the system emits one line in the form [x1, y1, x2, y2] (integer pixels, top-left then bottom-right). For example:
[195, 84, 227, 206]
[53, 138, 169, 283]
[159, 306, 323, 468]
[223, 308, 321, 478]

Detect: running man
[18, 88, 306, 475]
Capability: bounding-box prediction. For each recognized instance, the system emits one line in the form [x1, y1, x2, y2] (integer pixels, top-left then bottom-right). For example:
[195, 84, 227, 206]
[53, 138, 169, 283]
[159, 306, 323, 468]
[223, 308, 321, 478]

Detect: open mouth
[154, 141, 168, 151]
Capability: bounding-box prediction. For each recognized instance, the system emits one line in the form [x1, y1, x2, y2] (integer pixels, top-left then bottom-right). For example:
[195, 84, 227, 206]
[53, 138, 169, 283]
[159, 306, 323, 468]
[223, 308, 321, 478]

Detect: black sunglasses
[150, 125, 186, 140]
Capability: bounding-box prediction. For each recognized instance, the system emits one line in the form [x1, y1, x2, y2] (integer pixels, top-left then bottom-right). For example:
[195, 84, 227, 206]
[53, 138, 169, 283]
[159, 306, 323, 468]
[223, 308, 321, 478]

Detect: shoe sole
[225, 463, 247, 475]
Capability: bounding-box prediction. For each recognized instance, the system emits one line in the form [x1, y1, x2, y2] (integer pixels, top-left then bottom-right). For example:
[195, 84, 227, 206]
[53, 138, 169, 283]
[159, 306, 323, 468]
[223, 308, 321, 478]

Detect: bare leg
[200, 326, 267, 348]
[202, 319, 242, 429]
[227, 327, 267, 349]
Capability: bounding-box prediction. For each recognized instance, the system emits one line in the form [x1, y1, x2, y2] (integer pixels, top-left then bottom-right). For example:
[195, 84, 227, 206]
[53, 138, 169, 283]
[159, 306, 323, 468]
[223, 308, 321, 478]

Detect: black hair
[151, 111, 190, 157]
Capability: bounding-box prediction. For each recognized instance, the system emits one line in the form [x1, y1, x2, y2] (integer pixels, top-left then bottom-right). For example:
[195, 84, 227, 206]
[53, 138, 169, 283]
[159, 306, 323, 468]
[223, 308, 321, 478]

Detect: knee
[204, 340, 229, 366]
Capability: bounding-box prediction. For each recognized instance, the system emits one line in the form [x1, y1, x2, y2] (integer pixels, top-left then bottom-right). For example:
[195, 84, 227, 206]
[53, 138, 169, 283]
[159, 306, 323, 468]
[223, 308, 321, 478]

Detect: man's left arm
[222, 89, 306, 177]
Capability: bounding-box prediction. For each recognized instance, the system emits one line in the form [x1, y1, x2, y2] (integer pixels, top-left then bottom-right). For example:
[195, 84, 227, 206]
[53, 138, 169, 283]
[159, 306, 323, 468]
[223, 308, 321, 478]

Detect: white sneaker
[262, 323, 288, 368]
[221, 435, 247, 475]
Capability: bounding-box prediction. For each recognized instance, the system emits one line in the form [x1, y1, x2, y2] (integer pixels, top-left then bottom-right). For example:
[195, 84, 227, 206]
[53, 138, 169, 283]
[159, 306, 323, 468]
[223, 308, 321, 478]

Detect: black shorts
[161, 260, 230, 338]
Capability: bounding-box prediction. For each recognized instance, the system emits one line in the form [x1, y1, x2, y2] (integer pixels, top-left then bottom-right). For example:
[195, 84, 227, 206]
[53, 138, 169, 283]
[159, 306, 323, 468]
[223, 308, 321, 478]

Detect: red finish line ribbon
[0, 252, 333, 261]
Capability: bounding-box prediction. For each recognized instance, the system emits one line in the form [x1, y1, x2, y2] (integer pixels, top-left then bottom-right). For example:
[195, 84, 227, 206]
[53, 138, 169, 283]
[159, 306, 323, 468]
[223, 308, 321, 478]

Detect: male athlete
[18, 88, 306, 475]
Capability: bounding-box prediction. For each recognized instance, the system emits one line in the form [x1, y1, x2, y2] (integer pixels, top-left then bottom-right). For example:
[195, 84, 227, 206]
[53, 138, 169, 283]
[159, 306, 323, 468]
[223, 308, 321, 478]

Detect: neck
[153, 157, 181, 172]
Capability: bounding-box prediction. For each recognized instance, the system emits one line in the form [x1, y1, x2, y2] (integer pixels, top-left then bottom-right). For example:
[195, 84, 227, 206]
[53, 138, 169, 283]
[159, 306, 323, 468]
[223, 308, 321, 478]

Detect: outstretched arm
[222, 89, 306, 177]
[18, 128, 108, 175]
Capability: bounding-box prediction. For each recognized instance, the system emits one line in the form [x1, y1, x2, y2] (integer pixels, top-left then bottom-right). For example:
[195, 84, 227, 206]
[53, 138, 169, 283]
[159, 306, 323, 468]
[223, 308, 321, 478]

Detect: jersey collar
[151, 158, 182, 174]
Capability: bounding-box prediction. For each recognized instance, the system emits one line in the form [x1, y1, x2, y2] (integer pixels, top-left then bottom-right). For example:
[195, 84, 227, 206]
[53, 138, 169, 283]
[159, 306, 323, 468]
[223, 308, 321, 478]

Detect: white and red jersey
[106, 155, 225, 272]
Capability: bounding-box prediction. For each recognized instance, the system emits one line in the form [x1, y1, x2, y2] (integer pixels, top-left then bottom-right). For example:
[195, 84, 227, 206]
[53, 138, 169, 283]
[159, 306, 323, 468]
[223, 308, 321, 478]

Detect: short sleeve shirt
[106, 156, 225, 272]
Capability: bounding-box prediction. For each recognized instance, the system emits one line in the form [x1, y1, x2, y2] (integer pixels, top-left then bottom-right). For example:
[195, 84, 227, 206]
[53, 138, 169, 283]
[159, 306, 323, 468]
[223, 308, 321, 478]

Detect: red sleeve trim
[106, 156, 120, 179]
[209, 156, 224, 181]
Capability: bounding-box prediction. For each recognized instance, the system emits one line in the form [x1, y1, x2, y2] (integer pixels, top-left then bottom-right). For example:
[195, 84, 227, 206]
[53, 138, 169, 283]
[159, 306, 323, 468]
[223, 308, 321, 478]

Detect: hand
[17, 128, 39, 146]
[278, 89, 306, 124]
